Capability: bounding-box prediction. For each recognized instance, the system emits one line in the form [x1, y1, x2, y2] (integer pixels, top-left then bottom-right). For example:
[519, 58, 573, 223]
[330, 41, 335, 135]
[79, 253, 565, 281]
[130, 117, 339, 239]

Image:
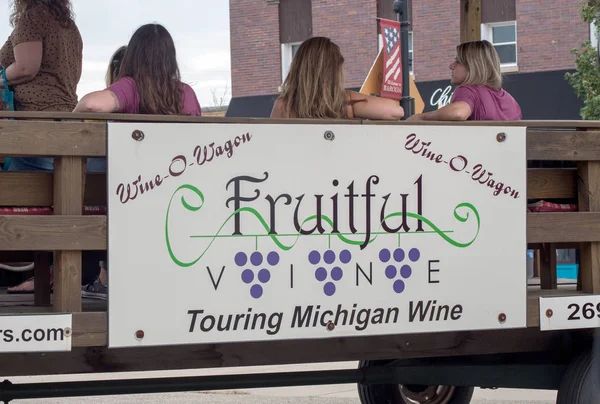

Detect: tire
[556, 350, 600, 404]
[358, 360, 474, 404]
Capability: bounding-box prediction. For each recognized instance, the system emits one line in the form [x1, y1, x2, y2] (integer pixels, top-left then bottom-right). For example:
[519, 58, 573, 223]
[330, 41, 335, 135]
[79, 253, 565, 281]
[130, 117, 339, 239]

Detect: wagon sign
[107, 123, 527, 348]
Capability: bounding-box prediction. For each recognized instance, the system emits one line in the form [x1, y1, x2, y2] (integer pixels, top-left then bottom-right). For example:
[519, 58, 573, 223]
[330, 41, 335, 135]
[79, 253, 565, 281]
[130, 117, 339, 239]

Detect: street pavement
[8, 362, 558, 403]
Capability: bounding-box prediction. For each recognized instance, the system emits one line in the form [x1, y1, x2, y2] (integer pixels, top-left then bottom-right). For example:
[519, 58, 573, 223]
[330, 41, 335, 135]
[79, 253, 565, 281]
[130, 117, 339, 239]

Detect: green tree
[565, 1, 600, 120]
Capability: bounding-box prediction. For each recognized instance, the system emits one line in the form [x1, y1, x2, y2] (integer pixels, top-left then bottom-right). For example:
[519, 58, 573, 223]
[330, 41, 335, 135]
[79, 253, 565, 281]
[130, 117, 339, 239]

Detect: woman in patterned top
[1, 0, 83, 171]
[1, 0, 82, 294]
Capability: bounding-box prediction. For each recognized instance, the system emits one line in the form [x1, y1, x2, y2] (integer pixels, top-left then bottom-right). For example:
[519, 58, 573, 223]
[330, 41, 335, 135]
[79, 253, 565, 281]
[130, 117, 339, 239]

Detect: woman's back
[108, 76, 201, 116]
[0, 4, 82, 111]
[73, 23, 202, 117]
[271, 37, 403, 121]
[452, 85, 522, 121]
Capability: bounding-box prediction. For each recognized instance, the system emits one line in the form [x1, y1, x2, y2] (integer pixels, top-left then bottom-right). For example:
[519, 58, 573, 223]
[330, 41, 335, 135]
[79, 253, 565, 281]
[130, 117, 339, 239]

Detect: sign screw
[496, 132, 506, 142]
[498, 313, 507, 323]
[132, 130, 145, 141]
[135, 330, 145, 340]
[64, 327, 72, 337]
[326, 321, 335, 331]
[324, 130, 335, 141]
[546, 309, 553, 318]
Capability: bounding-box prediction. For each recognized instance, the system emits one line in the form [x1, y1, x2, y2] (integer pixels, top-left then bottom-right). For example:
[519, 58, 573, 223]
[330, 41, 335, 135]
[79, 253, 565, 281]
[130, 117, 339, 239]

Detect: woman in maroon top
[74, 24, 202, 299]
[74, 23, 201, 116]
[407, 40, 522, 121]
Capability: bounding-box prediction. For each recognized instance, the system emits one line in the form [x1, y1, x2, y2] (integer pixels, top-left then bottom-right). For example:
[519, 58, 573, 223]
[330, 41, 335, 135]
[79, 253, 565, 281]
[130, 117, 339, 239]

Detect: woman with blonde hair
[105, 45, 126, 87]
[270, 36, 404, 120]
[407, 40, 522, 121]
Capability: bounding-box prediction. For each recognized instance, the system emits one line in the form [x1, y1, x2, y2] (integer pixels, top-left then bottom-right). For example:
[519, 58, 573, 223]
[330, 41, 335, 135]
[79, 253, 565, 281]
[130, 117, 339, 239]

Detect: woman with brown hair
[74, 24, 201, 299]
[1, 0, 83, 170]
[74, 23, 201, 116]
[270, 36, 404, 120]
[407, 40, 522, 121]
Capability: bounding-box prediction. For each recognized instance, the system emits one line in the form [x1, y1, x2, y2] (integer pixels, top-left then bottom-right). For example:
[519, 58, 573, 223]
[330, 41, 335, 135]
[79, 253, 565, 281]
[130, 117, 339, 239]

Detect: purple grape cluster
[379, 247, 420, 294]
[235, 251, 280, 299]
[309, 249, 351, 296]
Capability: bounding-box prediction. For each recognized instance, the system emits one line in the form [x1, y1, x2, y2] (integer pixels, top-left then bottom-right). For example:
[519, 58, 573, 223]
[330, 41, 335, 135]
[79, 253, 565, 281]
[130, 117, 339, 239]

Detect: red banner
[379, 18, 402, 100]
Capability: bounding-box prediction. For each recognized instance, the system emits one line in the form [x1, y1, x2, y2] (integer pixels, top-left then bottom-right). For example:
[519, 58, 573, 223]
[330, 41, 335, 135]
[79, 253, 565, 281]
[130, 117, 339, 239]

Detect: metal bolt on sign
[498, 313, 507, 324]
[135, 330, 145, 341]
[324, 130, 335, 141]
[496, 132, 506, 142]
[546, 309, 553, 318]
[326, 321, 335, 331]
[63, 327, 72, 338]
[132, 130, 145, 141]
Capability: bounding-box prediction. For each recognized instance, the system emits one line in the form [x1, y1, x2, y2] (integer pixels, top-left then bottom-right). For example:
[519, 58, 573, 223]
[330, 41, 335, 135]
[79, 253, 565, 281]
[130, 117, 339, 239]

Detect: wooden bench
[0, 170, 106, 306]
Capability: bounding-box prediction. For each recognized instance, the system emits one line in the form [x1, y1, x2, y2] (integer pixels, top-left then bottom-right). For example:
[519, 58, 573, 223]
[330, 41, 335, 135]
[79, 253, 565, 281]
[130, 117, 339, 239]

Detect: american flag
[384, 25, 401, 82]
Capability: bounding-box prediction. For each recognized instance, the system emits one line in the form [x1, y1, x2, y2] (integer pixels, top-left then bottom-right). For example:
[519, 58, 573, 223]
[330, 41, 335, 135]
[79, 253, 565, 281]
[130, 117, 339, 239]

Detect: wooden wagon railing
[0, 111, 599, 377]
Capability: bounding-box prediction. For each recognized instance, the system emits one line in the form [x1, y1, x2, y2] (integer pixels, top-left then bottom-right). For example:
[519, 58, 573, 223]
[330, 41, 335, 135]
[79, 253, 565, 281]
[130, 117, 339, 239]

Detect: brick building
[227, 0, 592, 119]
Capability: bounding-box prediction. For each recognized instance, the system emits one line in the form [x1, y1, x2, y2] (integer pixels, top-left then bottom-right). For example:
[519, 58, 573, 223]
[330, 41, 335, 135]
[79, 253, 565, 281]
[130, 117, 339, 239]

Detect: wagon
[0, 0, 599, 403]
[0, 111, 598, 404]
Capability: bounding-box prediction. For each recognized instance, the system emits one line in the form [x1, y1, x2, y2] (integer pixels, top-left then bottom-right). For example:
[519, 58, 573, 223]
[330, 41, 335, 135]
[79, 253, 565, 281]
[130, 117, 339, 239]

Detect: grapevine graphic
[164, 183, 481, 298]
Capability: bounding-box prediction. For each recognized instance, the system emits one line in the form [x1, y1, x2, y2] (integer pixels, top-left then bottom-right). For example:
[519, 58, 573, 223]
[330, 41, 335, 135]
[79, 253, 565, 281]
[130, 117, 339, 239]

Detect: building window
[378, 31, 413, 74]
[281, 42, 302, 84]
[481, 22, 517, 70]
[591, 21, 599, 50]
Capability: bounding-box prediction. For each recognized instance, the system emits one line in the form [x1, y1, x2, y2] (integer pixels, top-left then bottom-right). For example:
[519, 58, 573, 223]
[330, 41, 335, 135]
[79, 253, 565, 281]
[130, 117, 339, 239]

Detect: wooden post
[53, 156, 83, 312]
[460, 0, 482, 43]
[577, 160, 600, 293]
[539, 244, 557, 290]
[33, 252, 51, 307]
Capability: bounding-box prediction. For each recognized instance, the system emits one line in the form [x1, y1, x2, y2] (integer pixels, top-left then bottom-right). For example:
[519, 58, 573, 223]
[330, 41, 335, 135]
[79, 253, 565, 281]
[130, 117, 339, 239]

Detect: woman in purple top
[74, 23, 201, 116]
[72, 24, 201, 299]
[407, 40, 522, 121]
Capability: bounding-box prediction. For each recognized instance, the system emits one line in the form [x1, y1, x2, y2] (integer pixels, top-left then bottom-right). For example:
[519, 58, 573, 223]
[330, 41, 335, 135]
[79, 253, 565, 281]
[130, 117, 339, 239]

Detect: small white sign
[107, 122, 527, 348]
[0, 314, 72, 352]
[539, 295, 600, 331]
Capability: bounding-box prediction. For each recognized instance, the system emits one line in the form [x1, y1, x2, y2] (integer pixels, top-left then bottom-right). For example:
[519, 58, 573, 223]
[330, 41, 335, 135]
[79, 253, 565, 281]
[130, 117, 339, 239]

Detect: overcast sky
[0, 0, 232, 107]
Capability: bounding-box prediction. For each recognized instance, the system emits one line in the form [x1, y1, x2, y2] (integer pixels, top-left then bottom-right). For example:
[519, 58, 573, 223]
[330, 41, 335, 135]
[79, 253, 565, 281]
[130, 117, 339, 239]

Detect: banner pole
[393, 0, 414, 118]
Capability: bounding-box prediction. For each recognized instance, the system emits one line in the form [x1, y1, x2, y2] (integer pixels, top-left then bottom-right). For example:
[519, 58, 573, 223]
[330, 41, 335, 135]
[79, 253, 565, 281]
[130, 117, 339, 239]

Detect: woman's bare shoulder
[271, 97, 292, 118]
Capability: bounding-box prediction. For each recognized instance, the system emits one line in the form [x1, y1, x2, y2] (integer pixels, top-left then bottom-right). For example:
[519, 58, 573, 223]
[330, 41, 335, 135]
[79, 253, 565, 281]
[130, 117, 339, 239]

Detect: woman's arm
[0, 41, 43, 88]
[73, 90, 120, 113]
[270, 98, 286, 118]
[347, 91, 404, 120]
[406, 101, 471, 121]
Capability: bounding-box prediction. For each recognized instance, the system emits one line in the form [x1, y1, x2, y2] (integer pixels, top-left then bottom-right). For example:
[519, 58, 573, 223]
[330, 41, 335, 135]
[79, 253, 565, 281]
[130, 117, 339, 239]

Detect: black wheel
[556, 350, 600, 404]
[358, 360, 474, 404]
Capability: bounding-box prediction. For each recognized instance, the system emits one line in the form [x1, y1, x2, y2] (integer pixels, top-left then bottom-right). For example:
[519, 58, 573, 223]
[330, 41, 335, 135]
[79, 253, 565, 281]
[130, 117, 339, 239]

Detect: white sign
[430, 85, 455, 109]
[539, 295, 600, 331]
[107, 122, 527, 348]
[0, 314, 71, 352]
